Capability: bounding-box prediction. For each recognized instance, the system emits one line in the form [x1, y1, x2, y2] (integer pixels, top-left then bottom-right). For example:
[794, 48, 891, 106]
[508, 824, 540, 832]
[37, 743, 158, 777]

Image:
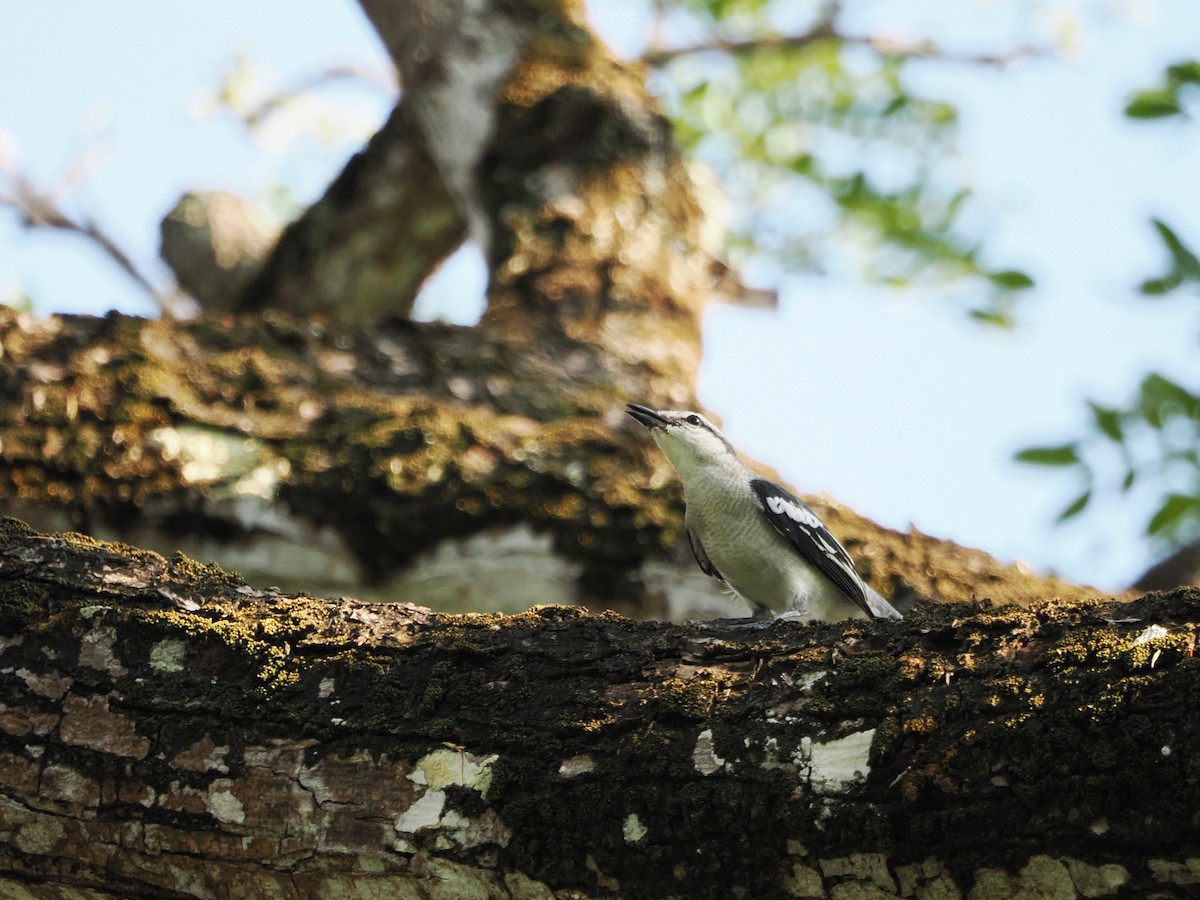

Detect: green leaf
[970, 308, 1015, 328]
[1015, 444, 1082, 467]
[789, 153, 814, 176]
[1087, 401, 1124, 443]
[1140, 273, 1183, 296]
[1057, 490, 1092, 522]
[1152, 219, 1200, 277]
[1138, 218, 1200, 295]
[1138, 373, 1198, 427]
[987, 269, 1035, 291]
[1147, 494, 1200, 537]
[1166, 60, 1200, 86]
[927, 101, 957, 125]
[653, 0, 1007, 309]
[1125, 90, 1184, 119]
[1121, 469, 1137, 492]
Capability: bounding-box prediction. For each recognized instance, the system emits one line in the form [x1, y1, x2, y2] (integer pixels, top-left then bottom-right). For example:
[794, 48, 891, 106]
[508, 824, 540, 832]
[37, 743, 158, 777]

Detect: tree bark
[238, 101, 466, 322]
[240, 0, 718, 383]
[1135, 538, 1200, 592]
[0, 519, 1197, 899]
[0, 307, 1100, 618]
[161, 191, 279, 314]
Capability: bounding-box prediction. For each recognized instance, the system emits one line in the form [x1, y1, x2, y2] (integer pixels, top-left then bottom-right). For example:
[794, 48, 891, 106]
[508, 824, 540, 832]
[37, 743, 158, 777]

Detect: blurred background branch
[0, 150, 179, 315]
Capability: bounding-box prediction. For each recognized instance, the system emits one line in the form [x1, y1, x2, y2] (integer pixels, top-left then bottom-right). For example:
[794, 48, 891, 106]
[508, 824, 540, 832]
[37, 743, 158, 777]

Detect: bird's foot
[688, 612, 803, 632]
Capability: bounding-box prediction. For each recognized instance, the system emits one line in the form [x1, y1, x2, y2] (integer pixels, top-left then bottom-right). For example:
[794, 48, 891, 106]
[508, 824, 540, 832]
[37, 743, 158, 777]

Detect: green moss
[0, 517, 35, 539]
[117, 586, 332, 697]
[1046, 627, 1128, 671]
[420, 718, 458, 741]
[0, 579, 47, 628]
[5, 513, 1200, 897]
[1044, 623, 1196, 682]
[659, 672, 721, 719]
[420, 660, 454, 712]
[58, 529, 169, 566]
[132, 609, 299, 693]
[165, 551, 243, 585]
[1125, 627, 1194, 669]
[1, 307, 1102, 616]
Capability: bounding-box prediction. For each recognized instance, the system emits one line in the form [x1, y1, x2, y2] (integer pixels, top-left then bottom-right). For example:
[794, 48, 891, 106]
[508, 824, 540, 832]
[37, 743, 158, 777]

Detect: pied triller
[627, 403, 901, 623]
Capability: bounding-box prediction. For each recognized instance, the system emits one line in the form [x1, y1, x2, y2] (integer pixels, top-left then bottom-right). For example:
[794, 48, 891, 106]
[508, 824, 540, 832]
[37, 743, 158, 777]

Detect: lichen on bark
[0, 521, 1197, 898]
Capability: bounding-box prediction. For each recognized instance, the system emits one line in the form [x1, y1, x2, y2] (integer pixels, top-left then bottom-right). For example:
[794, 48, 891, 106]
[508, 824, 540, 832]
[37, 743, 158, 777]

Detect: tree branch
[0, 166, 176, 316]
[0, 310, 1102, 615]
[238, 63, 398, 128]
[642, 25, 1038, 69]
[238, 100, 466, 321]
[0, 518, 1196, 897]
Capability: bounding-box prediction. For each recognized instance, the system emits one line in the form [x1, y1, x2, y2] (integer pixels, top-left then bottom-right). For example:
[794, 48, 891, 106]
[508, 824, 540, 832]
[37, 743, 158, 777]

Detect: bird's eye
[685, 415, 702, 426]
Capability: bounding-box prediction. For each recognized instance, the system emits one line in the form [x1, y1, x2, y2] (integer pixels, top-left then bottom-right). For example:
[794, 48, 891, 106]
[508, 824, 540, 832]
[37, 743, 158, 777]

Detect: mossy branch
[0, 519, 1198, 898]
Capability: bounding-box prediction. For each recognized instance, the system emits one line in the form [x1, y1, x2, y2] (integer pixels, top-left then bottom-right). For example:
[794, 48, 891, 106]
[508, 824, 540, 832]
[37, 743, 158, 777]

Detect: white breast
[684, 474, 867, 622]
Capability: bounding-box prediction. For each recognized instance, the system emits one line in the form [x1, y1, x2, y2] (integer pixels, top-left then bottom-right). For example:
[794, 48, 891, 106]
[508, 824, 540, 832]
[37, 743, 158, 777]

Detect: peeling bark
[0, 520, 1197, 898]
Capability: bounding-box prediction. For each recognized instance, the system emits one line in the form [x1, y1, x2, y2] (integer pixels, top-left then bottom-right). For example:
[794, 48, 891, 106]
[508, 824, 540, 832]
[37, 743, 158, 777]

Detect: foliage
[1017, 374, 1200, 547]
[1123, 59, 1200, 121]
[646, 0, 1034, 325]
[1018, 60, 1200, 554]
[1140, 218, 1200, 297]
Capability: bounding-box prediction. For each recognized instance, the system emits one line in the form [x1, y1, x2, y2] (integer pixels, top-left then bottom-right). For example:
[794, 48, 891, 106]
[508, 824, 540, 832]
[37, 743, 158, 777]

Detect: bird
[626, 402, 901, 623]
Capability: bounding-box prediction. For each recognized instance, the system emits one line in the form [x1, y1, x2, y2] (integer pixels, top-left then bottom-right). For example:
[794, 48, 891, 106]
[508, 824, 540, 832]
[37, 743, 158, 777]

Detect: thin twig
[241, 64, 398, 127]
[642, 22, 837, 66]
[1, 169, 173, 314]
[643, 26, 1038, 69]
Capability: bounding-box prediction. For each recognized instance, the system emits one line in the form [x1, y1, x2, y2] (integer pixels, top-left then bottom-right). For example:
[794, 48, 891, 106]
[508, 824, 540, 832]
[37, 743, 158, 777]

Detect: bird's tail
[865, 584, 903, 620]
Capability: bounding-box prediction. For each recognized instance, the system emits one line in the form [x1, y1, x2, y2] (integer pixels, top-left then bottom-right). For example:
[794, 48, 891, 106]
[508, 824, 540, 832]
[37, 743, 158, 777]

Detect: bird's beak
[626, 402, 667, 430]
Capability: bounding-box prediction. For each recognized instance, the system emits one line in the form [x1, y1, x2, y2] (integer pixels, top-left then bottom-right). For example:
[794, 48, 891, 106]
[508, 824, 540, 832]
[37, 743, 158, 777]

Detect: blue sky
[1, 1, 1197, 591]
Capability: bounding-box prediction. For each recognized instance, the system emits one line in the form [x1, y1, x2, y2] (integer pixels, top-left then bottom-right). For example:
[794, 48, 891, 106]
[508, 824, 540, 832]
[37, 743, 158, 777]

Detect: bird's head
[626, 402, 737, 476]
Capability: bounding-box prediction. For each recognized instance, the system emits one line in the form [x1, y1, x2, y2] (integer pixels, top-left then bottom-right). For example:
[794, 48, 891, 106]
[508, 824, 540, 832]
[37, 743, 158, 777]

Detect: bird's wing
[749, 478, 874, 618]
[686, 523, 723, 582]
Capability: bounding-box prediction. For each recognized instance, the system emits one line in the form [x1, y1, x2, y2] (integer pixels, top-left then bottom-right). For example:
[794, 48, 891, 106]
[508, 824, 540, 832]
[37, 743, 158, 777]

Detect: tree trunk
[0, 519, 1196, 899]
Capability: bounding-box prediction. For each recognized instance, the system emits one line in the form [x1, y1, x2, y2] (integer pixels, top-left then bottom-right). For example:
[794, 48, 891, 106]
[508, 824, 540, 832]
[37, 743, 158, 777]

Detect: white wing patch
[751, 477, 875, 618]
[766, 495, 825, 531]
